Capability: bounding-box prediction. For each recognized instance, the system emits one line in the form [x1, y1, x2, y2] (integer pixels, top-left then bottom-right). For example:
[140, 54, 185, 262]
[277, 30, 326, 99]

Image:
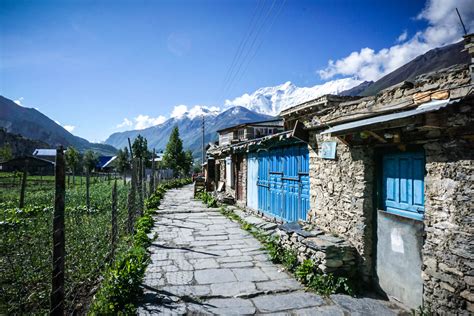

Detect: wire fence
[0, 151, 164, 314]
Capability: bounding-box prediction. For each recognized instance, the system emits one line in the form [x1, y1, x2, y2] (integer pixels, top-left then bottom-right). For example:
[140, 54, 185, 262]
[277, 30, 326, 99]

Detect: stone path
[138, 185, 406, 315]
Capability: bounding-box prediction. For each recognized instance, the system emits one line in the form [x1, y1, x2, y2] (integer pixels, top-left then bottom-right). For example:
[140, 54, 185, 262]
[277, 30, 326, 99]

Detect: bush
[296, 259, 315, 284]
[265, 237, 284, 263]
[197, 192, 218, 208]
[89, 246, 149, 315]
[295, 259, 354, 296]
[308, 273, 354, 296]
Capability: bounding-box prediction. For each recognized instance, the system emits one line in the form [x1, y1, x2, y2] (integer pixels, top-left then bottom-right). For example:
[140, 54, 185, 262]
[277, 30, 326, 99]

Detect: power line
[218, 0, 265, 100]
[234, 0, 287, 88]
[222, 0, 280, 99]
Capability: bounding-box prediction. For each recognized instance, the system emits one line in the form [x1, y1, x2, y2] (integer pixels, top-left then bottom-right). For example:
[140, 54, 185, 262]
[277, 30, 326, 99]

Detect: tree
[65, 146, 80, 185]
[83, 150, 99, 173]
[0, 143, 13, 161]
[132, 135, 149, 160]
[116, 147, 130, 184]
[163, 126, 186, 176]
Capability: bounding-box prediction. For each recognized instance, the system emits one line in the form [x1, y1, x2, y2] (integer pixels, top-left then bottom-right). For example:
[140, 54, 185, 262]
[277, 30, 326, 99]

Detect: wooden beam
[336, 135, 350, 146]
[365, 130, 387, 143]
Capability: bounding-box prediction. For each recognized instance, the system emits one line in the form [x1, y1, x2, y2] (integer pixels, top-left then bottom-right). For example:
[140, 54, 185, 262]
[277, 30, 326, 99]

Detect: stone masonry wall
[239, 155, 247, 205]
[308, 132, 375, 282]
[422, 138, 474, 314]
[276, 222, 358, 277]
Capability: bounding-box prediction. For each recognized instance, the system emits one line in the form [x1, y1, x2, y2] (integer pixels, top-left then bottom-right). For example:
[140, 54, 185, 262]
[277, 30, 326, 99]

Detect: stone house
[206, 35, 474, 313]
[278, 50, 473, 312]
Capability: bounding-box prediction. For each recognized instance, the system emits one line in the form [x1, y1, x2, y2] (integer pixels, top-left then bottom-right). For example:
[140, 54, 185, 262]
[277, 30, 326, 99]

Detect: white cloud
[188, 105, 221, 119]
[134, 115, 167, 130]
[14, 97, 24, 106]
[171, 105, 189, 118]
[63, 125, 76, 133]
[170, 104, 221, 119]
[54, 119, 76, 133]
[116, 118, 133, 128]
[318, 0, 474, 82]
[397, 30, 408, 43]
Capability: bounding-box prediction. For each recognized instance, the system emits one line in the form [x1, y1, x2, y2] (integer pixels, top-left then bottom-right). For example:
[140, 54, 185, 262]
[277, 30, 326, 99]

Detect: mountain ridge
[105, 106, 273, 157]
[0, 96, 117, 155]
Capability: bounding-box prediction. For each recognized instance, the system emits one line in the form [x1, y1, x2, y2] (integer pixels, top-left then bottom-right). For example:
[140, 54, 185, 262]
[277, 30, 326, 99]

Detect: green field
[0, 172, 130, 314]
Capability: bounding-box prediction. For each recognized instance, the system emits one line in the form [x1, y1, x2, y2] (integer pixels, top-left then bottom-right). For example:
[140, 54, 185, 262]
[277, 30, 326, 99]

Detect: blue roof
[97, 156, 115, 168]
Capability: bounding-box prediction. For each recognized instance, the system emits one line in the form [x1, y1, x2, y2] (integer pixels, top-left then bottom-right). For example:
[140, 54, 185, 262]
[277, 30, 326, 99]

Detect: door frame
[372, 145, 426, 299]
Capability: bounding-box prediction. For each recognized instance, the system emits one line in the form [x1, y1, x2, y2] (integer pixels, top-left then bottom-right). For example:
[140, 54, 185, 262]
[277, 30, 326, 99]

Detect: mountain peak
[224, 77, 361, 116]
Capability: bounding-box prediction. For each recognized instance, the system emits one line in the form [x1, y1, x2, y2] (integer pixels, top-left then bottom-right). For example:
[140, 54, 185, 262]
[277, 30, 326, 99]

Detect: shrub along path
[138, 185, 405, 315]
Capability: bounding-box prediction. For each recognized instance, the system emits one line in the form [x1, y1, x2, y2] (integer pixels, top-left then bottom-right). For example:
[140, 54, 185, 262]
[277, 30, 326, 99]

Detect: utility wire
[233, 0, 287, 89]
[222, 0, 279, 99]
[218, 0, 265, 100]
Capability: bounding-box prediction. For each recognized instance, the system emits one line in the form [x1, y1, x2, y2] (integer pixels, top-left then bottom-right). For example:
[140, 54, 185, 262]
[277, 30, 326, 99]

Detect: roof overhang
[321, 99, 456, 136]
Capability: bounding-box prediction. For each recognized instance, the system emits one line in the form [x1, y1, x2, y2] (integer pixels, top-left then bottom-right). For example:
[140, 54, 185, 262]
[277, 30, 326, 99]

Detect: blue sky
[1, 0, 471, 142]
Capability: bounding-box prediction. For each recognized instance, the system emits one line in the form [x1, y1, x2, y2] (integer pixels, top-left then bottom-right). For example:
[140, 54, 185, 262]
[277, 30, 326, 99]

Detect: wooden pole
[111, 180, 117, 258]
[86, 169, 90, 210]
[150, 149, 155, 195]
[19, 169, 27, 208]
[127, 158, 137, 234]
[51, 146, 65, 315]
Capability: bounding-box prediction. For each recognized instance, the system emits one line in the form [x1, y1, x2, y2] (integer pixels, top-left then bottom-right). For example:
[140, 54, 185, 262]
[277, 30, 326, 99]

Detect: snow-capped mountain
[105, 106, 272, 157]
[170, 105, 221, 120]
[223, 77, 361, 116]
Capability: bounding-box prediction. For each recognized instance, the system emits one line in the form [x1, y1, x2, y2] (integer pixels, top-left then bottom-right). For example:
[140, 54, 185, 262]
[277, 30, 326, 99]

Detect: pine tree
[163, 126, 186, 176]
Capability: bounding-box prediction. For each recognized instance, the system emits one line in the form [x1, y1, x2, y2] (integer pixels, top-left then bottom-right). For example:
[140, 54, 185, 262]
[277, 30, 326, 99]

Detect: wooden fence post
[150, 149, 155, 195]
[127, 158, 137, 234]
[111, 180, 117, 258]
[51, 146, 65, 315]
[86, 169, 90, 210]
[137, 159, 143, 217]
[19, 169, 27, 208]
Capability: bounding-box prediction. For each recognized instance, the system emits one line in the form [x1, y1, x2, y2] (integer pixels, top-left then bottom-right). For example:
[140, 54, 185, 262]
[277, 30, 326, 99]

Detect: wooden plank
[366, 130, 387, 143]
[336, 135, 350, 146]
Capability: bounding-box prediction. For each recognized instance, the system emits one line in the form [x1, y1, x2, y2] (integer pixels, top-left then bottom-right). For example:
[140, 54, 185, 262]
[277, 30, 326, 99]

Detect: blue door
[382, 152, 425, 220]
[257, 151, 270, 213]
[298, 147, 310, 221]
[257, 145, 310, 222]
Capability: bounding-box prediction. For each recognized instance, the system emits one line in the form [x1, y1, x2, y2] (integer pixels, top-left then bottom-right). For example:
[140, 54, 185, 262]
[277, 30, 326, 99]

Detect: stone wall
[276, 222, 358, 277]
[422, 138, 474, 314]
[308, 132, 375, 282]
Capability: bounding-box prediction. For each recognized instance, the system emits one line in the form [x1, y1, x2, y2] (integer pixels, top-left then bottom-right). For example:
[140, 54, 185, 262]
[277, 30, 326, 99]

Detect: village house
[206, 34, 474, 313]
[32, 148, 57, 162]
[209, 119, 285, 204]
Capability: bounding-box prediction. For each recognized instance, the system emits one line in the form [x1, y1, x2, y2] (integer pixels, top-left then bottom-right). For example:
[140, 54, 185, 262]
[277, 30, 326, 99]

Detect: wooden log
[19, 170, 27, 208]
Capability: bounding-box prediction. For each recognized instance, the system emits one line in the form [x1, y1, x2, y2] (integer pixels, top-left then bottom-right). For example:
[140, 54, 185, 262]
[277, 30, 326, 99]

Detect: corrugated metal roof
[321, 99, 455, 135]
[33, 149, 56, 156]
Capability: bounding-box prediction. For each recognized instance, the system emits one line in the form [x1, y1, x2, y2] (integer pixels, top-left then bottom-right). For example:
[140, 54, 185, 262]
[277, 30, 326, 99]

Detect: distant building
[32, 148, 57, 162]
[150, 153, 164, 163]
[0, 156, 55, 175]
[217, 119, 284, 146]
[96, 156, 117, 172]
